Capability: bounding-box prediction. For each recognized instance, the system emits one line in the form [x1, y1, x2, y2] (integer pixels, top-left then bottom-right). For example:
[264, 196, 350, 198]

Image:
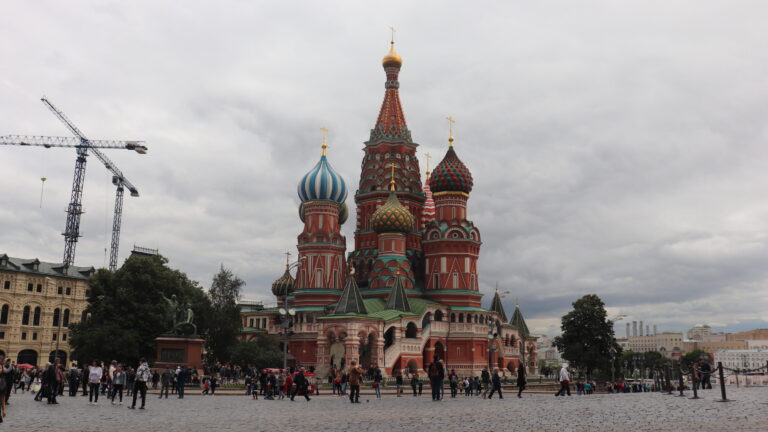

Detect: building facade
[0, 254, 93, 366]
[242, 41, 537, 378]
[714, 349, 768, 370]
[626, 332, 685, 358]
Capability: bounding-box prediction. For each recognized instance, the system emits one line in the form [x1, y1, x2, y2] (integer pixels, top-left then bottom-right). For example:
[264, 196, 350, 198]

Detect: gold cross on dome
[389, 26, 396, 43]
[446, 116, 456, 147]
[320, 127, 329, 156]
[284, 251, 292, 269]
[424, 153, 432, 173]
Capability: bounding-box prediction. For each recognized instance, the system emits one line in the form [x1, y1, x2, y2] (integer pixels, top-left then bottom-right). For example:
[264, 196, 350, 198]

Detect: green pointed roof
[510, 303, 530, 337]
[489, 290, 508, 322]
[333, 274, 367, 315]
[385, 274, 411, 312]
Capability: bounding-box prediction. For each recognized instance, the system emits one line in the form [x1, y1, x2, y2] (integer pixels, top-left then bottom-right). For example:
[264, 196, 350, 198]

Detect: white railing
[431, 321, 449, 333]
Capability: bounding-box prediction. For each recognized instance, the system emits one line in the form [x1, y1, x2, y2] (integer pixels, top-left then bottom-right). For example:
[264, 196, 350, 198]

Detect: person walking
[372, 365, 382, 399]
[448, 369, 459, 398]
[44, 358, 63, 404]
[159, 368, 171, 399]
[3, 359, 14, 406]
[481, 367, 491, 399]
[0, 354, 7, 423]
[427, 356, 444, 401]
[488, 368, 503, 399]
[129, 358, 150, 410]
[516, 364, 527, 398]
[699, 358, 712, 390]
[395, 370, 403, 397]
[88, 360, 103, 405]
[68, 363, 80, 397]
[348, 361, 363, 404]
[176, 365, 188, 399]
[410, 373, 418, 396]
[81, 364, 89, 396]
[290, 368, 311, 401]
[111, 364, 126, 405]
[555, 363, 571, 397]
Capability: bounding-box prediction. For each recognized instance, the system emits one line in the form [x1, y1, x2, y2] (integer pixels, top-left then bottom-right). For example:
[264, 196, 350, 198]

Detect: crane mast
[1, 98, 145, 270]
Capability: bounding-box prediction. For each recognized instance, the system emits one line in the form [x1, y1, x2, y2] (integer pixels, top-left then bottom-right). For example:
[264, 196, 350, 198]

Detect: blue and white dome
[297, 155, 348, 203]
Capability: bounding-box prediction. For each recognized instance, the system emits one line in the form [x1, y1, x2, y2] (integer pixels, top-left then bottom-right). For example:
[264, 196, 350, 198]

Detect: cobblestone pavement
[4, 387, 767, 432]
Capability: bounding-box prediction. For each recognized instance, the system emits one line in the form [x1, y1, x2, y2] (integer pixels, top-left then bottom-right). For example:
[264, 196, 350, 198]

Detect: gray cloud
[2, 1, 767, 337]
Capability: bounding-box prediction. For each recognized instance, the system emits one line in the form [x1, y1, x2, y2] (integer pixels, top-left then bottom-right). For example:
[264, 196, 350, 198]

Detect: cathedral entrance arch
[421, 312, 432, 330]
[434, 341, 445, 361]
[407, 359, 418, 374]
[359, 333, 377, 369]
[405, 322, 418, 338]
[18, 349, 38, 366]
[384, 326, 395, 349]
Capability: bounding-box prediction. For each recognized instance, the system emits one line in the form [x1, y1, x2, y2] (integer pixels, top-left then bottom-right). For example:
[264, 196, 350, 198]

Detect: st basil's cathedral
[242, 40, 538, 377]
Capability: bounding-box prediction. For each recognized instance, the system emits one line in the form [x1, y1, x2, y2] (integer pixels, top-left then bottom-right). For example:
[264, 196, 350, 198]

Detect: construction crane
[0, 97, 146, 270]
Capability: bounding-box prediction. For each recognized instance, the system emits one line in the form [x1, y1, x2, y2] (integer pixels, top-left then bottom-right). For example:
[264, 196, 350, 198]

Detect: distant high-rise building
[633, 321, 638, 337]
[639, 320, 644, 336]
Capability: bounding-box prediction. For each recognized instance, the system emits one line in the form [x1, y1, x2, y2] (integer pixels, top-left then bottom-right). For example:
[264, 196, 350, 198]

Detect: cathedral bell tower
[294, 129, 349, 308]
[350, 38, 425, 289]
[422, 126, 482, 307]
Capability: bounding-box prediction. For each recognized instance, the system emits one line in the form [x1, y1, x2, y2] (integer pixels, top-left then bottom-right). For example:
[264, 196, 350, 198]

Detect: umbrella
[16, 363, 34, 369]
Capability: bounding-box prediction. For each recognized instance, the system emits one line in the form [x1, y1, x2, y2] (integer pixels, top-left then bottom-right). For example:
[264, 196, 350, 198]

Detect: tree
[204, 265, 244, 364]
[69, 254, 212, 366]
[681, 350, 710, 369]
[229, 336, 283, 369]
[553, 294, 621, 378]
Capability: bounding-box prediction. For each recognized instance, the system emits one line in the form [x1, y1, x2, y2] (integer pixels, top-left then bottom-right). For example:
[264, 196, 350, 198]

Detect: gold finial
[320, 127, 329, 156]
[495, 281, 499, 294]
[284, 251, 292, 270]
[389, 26, 396, 43]
[382, 27, 403, 68]
[390, 163, 396, 191]
[446, 116, 456, 147]
[424, 153, 432, 177]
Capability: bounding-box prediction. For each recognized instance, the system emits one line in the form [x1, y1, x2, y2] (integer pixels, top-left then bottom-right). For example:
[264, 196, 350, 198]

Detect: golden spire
[446, 116, 456, 147]
[390, 163, 396, 191]
[424, 152, 432, 177]
[320, 127, 329, 156]
[382, 27, 403, 68]
[284, 251, 291, 270]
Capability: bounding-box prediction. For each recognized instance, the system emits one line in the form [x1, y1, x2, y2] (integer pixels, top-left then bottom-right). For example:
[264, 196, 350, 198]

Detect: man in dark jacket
[44, 358, 63, 404]
[290, 368, 311, 401]
[488, 367, 503, 399]
[427, 356, 444, 401]
[159, 368, 172, 399]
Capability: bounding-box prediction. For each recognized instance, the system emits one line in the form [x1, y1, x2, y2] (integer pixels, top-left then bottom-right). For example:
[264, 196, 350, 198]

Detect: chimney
[639, 321, 644, 336]
[632, 321, 638, 337]
[653, 325, 657, 336]
[646, 325, 650, 336]
[626, 323, 630, 339]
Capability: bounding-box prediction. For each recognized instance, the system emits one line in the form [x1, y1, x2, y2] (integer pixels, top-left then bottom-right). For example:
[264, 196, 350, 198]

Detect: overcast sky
[2, 1, 767, 337]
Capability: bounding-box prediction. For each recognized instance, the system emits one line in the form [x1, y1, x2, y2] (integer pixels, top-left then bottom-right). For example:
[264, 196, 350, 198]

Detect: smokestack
[626, 323, 630, 339]
[646, 325, 650, 336]
[640, 321, 644, 336]
[633, 321, 638, 337]
[653, 325, 657, 335]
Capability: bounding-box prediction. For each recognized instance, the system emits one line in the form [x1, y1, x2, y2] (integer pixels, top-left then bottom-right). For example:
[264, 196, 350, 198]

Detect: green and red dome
[372, 190, 415, 233]
[429, 144, 473, 194]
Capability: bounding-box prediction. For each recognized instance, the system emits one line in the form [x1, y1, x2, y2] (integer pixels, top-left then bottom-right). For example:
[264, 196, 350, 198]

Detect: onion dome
[297, 131, 348, 204]
[339, 202, 349, 225]
[382, 41, 403, 68]
[372, 166, 415, 233]
[429, 136, 474, 194]
[271, 267, 295, 297]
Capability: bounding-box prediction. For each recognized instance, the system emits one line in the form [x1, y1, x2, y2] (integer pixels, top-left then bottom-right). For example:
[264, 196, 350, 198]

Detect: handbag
[372, 382, 379, 388]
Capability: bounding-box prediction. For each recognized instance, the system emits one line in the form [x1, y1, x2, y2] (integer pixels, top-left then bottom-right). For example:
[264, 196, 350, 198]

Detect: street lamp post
[278, 257, 304, 371]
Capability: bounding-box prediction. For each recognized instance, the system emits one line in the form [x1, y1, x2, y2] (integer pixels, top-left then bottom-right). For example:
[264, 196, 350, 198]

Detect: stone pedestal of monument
[154, 336, 205, 373]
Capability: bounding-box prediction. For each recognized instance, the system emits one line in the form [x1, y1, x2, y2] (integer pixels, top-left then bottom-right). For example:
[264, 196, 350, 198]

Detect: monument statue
[163, 294, 198, 337]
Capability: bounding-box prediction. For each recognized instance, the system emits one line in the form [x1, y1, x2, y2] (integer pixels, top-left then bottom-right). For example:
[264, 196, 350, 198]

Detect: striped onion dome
[422, 171, 436, 225]
[372, 189, 415, 233]
[429, 141, 473, 194]
[297, 154, 348, 203]
[271, 267, 295, 297]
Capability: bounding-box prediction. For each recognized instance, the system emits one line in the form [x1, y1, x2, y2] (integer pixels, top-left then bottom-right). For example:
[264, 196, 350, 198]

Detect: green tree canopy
[553, 294, 621, 378]
[204, 265, 244, 364]
[229, 336, 283, 369]
[69, 254, 212, 366]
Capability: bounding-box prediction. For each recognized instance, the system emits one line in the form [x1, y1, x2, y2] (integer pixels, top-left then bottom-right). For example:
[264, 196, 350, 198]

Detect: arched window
[0, 304, 8, 324]
[33, 307, 41, 326]
[52, 308, 60, 327]
[405, 322, 418, 338]
[458, 313, 464, 323]
[22, 306, 30, 325]
[450, 313, 456, 323]
[63, 309, 70, 327]
[434, 310, 443, 322]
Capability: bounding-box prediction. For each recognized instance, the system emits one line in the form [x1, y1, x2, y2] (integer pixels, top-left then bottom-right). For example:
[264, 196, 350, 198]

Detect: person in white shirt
[554, 362, 571, 396]
[88, 360, 103, 405]
[129, 358, 150, 410]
